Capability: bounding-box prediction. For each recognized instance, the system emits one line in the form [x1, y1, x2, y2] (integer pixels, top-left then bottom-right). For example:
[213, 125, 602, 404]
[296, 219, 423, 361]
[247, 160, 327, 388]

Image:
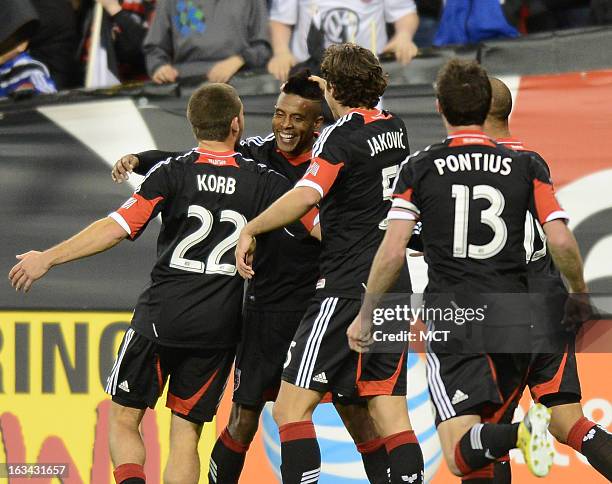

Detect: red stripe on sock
[454, 442, 473, 475]
[220, 428, 250, 454]
[356, 437, 386, 454]
[279, 420, 316, 443]
[567, 417, 596, 453]
[498, 454, 510, 463]
[385, 430, 418, 453]
[113, 463, 145, 484]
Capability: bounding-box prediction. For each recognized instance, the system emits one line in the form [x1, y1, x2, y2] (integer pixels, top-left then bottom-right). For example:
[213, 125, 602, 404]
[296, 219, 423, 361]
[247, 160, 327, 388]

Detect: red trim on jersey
[279, 421, 316, 442]
[196, 154, 239, 168]
[121, 0, 146, 14]
[166, 368, 219, 415]
[485, 354, 505, 403]
[277, 148, 312, 166]
[320, 392, 333, 404]
[497, 137, 526, 151]
[115, 193, 164, 238]
[533, 178, 564, 224]
[113, 463, 145, 483]
[349, 108, 392, 124]
[393, 187, 414, 203]
[299, 156, 344, 197]
[196, 148, 239, 157]
[155, 354, 164, 396]
[356, 350, 405, 396]
[448, 130, 496, 148]
[530, 348, 569, 402]
[300, 207, 319, 232]
[484, 382, 523, 424]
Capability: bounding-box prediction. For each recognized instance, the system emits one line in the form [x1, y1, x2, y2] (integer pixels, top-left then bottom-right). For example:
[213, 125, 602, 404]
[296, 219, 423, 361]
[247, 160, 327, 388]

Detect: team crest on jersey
[233, 368, 241, 392]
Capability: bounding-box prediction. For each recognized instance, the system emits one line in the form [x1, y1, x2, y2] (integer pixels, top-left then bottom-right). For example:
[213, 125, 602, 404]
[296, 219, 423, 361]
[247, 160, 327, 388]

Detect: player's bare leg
[109, 402, 147, 484]
[367, 395, 423, 484]
[548, 402, 612, 480]
[208, 402, 264, 483]
[335, 402, 390, 484]
[163, 413, 203, 484]
[273, 381, 324, 484]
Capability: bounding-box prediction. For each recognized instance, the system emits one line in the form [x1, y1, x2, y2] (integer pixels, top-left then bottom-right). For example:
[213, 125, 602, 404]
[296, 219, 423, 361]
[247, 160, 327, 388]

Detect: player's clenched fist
[347, 313, 373, 353]
[111, 154, 140, 183]
[8, 251, 50, 293]
[235, 229, 256, 279]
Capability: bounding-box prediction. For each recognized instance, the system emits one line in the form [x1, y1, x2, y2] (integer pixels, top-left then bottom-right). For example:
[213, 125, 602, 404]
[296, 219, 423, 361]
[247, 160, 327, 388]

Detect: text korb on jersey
[197, 174, 236, 194]
[366, 130, 406, 157]
[433, 152, 513, 176]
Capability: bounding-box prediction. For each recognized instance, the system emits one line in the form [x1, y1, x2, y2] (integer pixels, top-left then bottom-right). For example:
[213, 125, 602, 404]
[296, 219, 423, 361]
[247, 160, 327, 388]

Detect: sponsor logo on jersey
[118, 380, 130, 393]
[312, 372, 328, 384]
[451, 389, 468, 404]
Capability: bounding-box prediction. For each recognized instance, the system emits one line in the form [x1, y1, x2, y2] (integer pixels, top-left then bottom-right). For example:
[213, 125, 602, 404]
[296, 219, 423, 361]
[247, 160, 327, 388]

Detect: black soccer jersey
[496, 138, 566, 286]
[135, 135, 321, 312]
[389, 130, 568, 294]
[296, 108, 413, 298]
[111, 149, 291, 348]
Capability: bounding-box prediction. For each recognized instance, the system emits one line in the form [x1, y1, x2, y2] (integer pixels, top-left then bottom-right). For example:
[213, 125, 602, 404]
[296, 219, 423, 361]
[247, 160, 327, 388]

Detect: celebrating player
[347, 58, 590, 482]
[9, 84, 296, 484]
[112, 71, 392, 484]
[484, 77, 612, 481]
[236, 43, 424, 484]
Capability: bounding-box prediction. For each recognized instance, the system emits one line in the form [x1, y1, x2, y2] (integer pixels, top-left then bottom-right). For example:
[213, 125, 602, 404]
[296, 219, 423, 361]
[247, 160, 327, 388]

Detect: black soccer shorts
[233, 309, 304, 407]
[282, 296, 407, 397]
[106, 328, 234, 424]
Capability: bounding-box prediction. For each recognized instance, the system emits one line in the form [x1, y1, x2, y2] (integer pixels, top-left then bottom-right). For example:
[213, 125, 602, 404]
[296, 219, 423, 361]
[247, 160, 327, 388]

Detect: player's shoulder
[236, 153, 289, 182]
[240, 133, 276, 151]
[143, 149, 198, 178]
[403, 141, 448, 166]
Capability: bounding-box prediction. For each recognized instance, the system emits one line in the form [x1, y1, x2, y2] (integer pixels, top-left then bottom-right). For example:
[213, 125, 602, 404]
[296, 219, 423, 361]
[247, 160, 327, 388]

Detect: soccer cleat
[517, 403, 554, 477]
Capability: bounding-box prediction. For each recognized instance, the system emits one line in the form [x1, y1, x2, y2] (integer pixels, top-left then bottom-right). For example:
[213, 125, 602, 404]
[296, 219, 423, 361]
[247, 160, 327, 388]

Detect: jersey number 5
[379, 165, 400, 230]
[452, 184, 508, 259]
[169, 205, 247, 275]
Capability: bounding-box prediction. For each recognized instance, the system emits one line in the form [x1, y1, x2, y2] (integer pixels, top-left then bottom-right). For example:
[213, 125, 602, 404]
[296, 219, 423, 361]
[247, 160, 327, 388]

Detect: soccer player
[236, 43, 424, 484]
[112, 71, 392, 484]
[484, 76, 612, 481]
[9, 84, 297, 484]
[347, 58, 589, 482]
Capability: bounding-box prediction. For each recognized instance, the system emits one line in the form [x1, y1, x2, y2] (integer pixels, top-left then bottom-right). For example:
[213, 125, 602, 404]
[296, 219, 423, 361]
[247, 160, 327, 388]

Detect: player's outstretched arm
[235, 186, 321, 279]
[347, 219, 415, 352]
[8, 217, 128, 293]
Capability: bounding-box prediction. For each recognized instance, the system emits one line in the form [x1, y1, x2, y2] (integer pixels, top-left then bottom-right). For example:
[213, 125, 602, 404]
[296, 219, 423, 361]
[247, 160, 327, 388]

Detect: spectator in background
[1, 0, 57, 98]
[96, 0, 156, 80]
[433, 0, 519, 46]
[414, 0, 442, 47]
[28, 0, 80, 89]
[143, 0, 271, 84]
[267, 0, 419, 82]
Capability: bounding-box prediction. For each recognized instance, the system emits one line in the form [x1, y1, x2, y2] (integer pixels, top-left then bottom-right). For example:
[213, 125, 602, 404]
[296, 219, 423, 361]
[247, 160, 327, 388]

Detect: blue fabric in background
[434, 0, 519, 46]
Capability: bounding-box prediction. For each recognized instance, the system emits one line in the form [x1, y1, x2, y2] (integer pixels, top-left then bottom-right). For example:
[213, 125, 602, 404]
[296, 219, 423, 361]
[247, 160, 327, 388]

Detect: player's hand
[152, 64, 178, 84]
[347, 312, 373, 353]
[207, 55, 244, 84]
[267, 51, 296, 82]
[235, 230, 256, 280]
[308, 75, 327, 93]
[96, 0, 122, 16]
[562, 292, 593, 333]
[383, 33, 418, 65]
[8, 251, 51, 292]
[112, 154, 140, 183]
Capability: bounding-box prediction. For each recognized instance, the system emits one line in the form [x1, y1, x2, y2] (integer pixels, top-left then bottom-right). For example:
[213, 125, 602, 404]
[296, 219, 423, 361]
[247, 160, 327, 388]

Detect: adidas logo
[451, 389, 468, 405]
[118, 380, 130, 393]
[312, 372, 328, 384]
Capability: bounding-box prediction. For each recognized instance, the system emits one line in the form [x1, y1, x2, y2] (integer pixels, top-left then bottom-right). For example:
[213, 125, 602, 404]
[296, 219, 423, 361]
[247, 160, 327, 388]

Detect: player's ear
[435, 99, 442, 114]
[230, 116, 240, 134]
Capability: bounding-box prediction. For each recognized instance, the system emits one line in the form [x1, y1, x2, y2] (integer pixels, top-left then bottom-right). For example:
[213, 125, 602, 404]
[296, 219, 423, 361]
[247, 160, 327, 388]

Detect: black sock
[279, 421, 321, 484]
[385, 431, 424, 484]
[567, 417, 612, 480]
[494, 456, 511, 483]
[356, 437, 391, 484]
[208, 427, 250, 483]
[455, 423, 519, 474]
[113, 463, 145, 484]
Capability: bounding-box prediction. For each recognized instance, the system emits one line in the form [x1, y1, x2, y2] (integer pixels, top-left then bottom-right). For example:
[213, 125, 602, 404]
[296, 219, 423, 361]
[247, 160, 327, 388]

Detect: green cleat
[517, 403, 554, 477]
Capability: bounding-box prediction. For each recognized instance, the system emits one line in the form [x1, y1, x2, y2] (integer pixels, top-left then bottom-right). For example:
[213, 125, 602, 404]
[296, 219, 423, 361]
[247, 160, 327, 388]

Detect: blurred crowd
[1, 0, 611, 98]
